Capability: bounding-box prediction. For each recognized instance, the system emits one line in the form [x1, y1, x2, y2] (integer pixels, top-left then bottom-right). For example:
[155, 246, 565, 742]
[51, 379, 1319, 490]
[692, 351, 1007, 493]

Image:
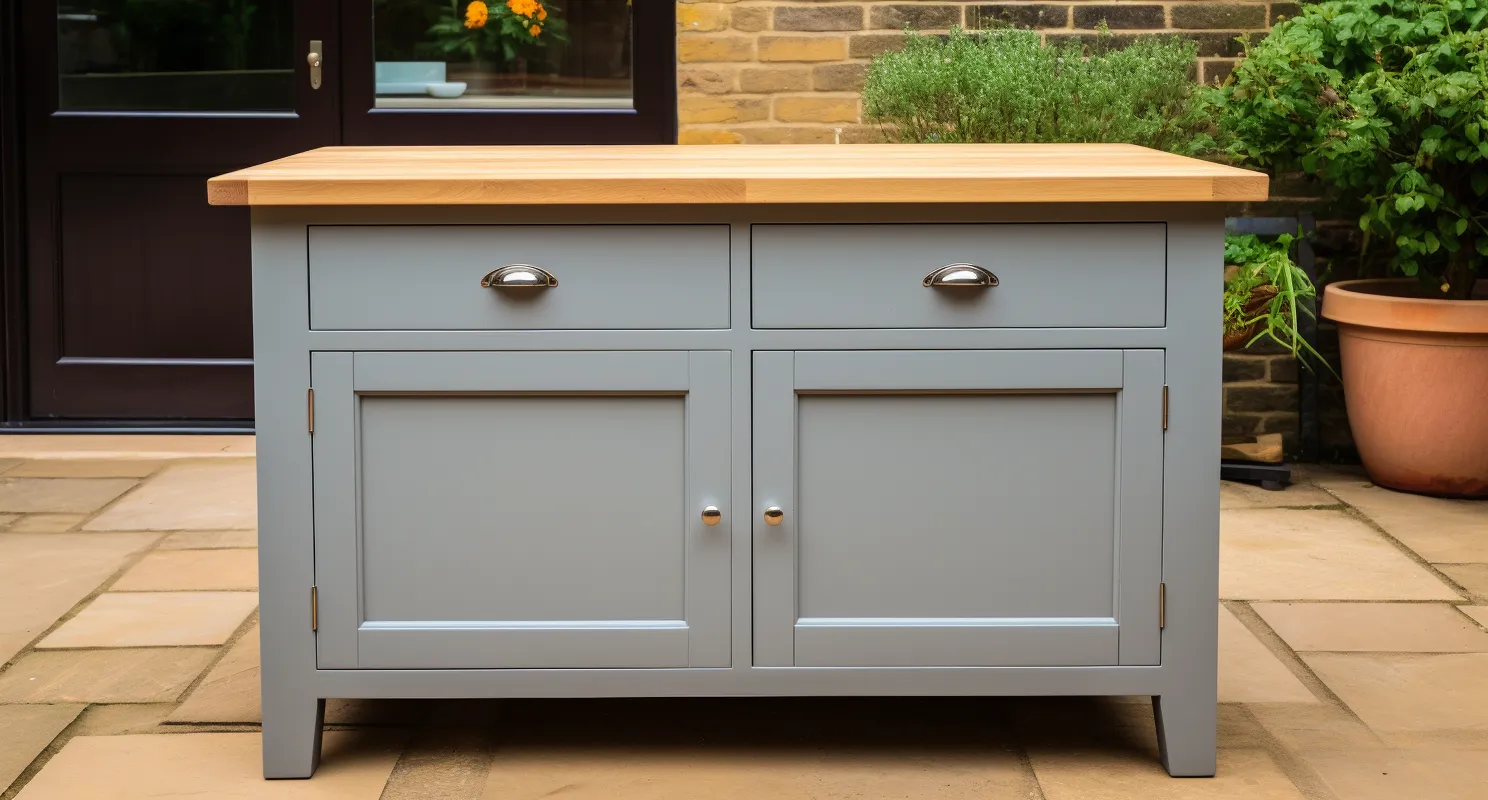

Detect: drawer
[308, 225, 729, 330]
[751, 223, 1166, 329]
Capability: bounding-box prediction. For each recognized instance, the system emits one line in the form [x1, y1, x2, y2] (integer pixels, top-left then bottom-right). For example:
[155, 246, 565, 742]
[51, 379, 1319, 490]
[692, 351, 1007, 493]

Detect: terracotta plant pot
[1322, 278, 1488, 497]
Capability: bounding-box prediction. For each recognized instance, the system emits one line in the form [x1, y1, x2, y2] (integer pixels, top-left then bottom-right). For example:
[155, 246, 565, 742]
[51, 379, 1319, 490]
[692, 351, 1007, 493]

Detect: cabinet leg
[1152, 692, 1216, 777]
[262, 695, 325, 779]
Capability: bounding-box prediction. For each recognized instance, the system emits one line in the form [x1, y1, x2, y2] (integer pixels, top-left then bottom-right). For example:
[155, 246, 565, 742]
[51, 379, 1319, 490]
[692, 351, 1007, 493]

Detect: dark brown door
[21, 0, 339, 423]
[344, 0, 672, 144]
[16, 1, 673, 425]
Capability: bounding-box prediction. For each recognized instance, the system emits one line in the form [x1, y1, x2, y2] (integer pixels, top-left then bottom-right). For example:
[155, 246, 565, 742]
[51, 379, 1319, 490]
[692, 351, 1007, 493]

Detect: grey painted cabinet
[250, 205, 1224, 781]
[753, 350, 1165, 668]
[309, 350, 732, 670]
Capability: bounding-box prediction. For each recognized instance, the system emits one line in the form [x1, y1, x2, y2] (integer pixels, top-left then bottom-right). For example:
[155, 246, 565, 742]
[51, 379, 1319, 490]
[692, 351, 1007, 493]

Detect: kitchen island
[209, 144, 1268, 779]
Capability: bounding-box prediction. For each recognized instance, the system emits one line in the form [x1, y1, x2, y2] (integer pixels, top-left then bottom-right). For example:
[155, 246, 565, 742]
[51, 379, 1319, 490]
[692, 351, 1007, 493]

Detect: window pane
[57, 1, 294, 112]
[373, 0, 633, 109]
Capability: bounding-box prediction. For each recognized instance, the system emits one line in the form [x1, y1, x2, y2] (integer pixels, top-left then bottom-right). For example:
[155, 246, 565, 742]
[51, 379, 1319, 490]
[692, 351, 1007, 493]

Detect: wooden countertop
[208, 144, 1268, 206]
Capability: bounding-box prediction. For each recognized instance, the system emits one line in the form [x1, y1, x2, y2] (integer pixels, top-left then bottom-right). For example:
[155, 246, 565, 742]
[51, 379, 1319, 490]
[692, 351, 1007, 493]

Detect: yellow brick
[758, 36, 847, 62]
[774, 95, 861, 123]
[678, 4, 731, 33]
[679, 129, 746, 145]
[679, 67, 736, 95]
[731, 6, 770, 32]
[733, 126, 838, 145]
[678, 35, 754, 63]
[679, 96, 770, 124]
[739, 67, 811, 93]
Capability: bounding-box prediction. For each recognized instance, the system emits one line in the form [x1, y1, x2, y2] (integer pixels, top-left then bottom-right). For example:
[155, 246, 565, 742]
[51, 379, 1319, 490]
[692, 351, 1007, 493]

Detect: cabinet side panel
[251, 210, 323, 776]
[1153, 213, 1223, 775]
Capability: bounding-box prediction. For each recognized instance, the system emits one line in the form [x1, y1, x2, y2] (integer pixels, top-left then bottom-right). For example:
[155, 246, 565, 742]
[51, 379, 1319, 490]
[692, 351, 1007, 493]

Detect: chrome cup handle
[481, 264, 557, 288]
[922, 264, 998, 288]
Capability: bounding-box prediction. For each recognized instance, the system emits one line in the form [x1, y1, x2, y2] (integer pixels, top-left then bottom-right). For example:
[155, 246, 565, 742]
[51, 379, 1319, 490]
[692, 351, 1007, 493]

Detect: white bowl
[425, 82, 468, 99]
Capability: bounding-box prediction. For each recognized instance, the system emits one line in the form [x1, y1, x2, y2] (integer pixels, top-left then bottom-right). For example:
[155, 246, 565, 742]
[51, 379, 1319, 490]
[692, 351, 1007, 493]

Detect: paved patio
[0, 435, 1485, 799]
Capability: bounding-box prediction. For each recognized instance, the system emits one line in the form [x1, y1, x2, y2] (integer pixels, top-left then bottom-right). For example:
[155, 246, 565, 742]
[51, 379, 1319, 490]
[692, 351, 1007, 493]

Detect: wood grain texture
[208, 144, 1268, 206]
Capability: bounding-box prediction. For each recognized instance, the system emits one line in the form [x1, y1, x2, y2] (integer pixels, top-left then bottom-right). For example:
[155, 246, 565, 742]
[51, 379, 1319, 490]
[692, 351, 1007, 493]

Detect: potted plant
[1223, 233, 1331, 366]
[1219, 0, 1488, 496]
[425, 0, 568, 92]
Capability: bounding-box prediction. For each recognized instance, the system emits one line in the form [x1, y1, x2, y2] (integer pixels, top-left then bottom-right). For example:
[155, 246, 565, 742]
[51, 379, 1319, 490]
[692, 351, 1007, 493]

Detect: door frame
[1, 0, 24, 425]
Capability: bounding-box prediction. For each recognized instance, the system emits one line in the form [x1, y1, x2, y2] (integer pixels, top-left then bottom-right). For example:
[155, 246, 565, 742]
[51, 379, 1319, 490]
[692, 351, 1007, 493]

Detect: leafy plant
[1224, 234, 1333, 372]
[1218, 0, 1488, 300]
[862, 26, 1217, 155]
[425, 0, 568, 66]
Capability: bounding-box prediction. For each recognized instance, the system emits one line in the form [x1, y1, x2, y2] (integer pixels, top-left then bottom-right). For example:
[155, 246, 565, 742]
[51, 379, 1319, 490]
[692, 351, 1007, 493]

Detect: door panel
[754, 350, 1165, 668]
[23, 0, 338, 421]
[312, 350, 731, 670]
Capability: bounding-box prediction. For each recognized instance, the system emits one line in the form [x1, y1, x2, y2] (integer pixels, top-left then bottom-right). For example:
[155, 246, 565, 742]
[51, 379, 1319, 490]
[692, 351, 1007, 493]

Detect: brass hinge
[1159, 583, 1166, 630]
[1161, 385, 1169, 431]
[311, 585, 319, 632]
[307, 388, 315, 434]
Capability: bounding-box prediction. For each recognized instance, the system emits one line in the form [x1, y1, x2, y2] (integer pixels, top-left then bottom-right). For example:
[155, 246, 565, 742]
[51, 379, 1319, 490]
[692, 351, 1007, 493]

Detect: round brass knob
[763, 506, 784, 526]
[701, 506, 722, 526]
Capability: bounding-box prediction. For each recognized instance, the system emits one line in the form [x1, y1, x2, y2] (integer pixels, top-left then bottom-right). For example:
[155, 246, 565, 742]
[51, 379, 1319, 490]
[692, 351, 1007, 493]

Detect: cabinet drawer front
[309, 225, 729, 330]
[751, 223, 1166, 329]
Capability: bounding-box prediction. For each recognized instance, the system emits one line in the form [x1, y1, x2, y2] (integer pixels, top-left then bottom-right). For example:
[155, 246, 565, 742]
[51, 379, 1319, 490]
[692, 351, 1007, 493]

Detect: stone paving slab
[84, 462, 257, 531]
[1220, 508, 1462, 601]
[1029, 748, 1307, 800]
[1439, 564, 1488, 598]
[0, 648, 217, 704]
[0, 435, 254, 460]
[0, 704, 84, 794]
[111, 549, 259, 592]
[1217, 606, 1315, 703]
[1322, 480, 1488, 563]
[3, 514, 87, 533]
[157, 529, 258, 550]
[12, 732, 401, 800]
[3, 461, 163, 479]
[1254, 602, 1488, 652]
[0, 478, 137, 514]
[1302, 748, 1488, 800]
[37, 592, 257, 649]
[1220, 481, 1337, 510]
[0, 533, 159, 664]
[1303, 652, 1488, 748]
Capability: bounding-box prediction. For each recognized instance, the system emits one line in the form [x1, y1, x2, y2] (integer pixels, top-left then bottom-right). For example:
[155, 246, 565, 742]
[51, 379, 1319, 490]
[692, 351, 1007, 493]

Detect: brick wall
[675, 0, 1289, 145]
[1223, 342, 1299, 452]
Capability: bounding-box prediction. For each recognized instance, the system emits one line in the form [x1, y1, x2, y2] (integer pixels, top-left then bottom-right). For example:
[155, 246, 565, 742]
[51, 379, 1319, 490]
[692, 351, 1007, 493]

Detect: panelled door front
[753, 350, 1165, 668]
[311, 350, 730, 669]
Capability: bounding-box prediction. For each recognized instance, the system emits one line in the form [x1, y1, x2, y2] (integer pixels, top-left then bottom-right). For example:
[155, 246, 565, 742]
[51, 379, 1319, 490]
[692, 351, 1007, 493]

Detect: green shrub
[861, 27, 1216, 155]
[1218, 0, 1488, 299]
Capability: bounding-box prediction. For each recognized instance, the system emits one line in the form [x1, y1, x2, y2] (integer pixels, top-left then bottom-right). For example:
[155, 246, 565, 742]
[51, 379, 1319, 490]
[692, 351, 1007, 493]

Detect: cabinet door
[754, 350, 1164, 668]
[312, 351, 730, 669]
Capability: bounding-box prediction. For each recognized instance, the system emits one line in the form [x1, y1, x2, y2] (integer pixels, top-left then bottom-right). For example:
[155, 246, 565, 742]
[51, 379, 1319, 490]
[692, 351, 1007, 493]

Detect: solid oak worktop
[208, 144, 1268, 207]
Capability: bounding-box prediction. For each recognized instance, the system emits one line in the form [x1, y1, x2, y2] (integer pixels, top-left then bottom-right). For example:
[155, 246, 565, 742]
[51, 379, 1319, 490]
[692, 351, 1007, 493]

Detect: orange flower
[463, 0, 488, 29]
[529, 24, 542, 36]
[506, 0, 540, 17]
[538, 5, 547, 20]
